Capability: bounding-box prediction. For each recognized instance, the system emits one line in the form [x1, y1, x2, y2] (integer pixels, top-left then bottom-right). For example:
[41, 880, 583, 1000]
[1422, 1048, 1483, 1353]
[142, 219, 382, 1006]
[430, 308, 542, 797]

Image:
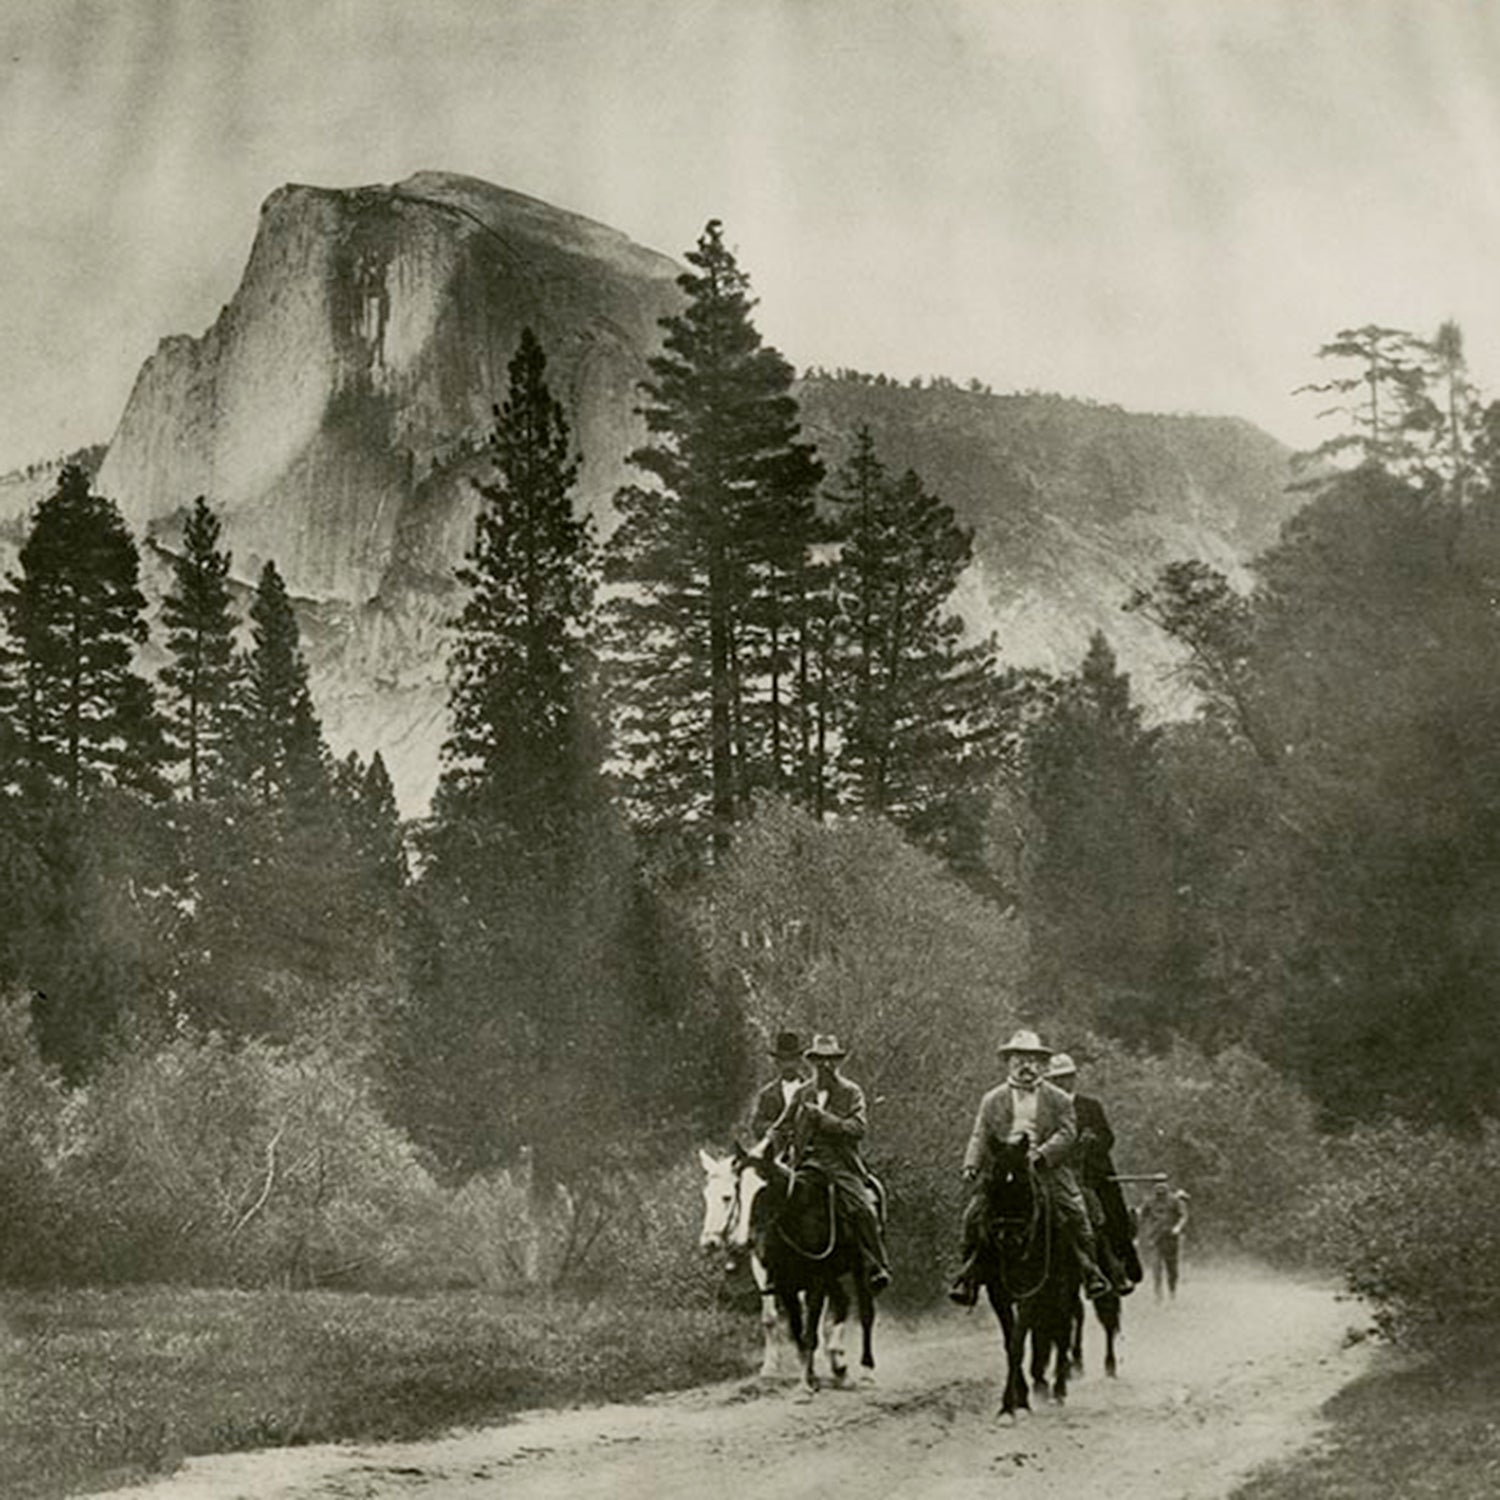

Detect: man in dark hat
[1047, 1052, 1141, 1293]
[747, 1029, 808, 1149]
[949, 1029, 1113, 1306]
[771, 1033, 892, 1293]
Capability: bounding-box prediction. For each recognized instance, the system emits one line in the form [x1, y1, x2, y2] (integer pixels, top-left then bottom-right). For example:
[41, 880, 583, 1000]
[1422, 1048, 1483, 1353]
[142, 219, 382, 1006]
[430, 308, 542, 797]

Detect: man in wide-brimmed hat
[1047, 1052, 1141, 1292]
[747, 1029, 809, 1148]
[770, 1033, 892, 1293]
[948, 1029, 1114, 1306]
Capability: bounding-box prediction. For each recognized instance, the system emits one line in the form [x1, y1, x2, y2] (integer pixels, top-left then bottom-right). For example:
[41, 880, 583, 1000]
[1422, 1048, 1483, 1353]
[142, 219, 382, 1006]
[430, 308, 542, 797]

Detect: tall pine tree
[434, 326, 597, 835]
[159, 496, 241, 800]
[1, 464, 165, 799]
[826, 433, 999, 840]
[605, 220, 823, 849]
[236, 561, 326, 805]
[1022, 632, 1185, 1035]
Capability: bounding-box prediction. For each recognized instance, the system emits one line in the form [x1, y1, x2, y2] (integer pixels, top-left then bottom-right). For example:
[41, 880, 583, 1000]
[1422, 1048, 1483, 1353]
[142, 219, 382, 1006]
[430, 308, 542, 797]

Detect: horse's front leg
[797, 1284, 824, 1397]
[750, 1254, 782, 1379]
[780, 1285, 808, 1391]
[824, 1278, 849, 1385]
[1048, 1315, 1070, 1404]
[1098, 1293, 1121, 1378]
[1028, 1322, 1052, 1402]
[987, 1286, 1026, 1418]
[854, 1269, 876, 1380]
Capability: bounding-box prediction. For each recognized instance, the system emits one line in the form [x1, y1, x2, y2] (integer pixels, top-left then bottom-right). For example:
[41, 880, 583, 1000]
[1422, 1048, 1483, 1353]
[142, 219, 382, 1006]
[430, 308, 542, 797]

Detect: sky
[2, 0, 1499, 474]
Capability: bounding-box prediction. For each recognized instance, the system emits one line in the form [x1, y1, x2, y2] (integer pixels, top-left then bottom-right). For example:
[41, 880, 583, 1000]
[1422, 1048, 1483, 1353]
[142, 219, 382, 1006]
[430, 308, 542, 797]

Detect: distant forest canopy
[0, 197, 1496, 1306]
[801, 365, 1145, 409]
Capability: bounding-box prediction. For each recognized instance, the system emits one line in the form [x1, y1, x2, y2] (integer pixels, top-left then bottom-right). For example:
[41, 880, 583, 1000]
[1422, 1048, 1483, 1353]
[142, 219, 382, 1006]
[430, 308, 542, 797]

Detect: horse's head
[982, 1136, 1039, 1222]
[697, 1146, 758, 1262]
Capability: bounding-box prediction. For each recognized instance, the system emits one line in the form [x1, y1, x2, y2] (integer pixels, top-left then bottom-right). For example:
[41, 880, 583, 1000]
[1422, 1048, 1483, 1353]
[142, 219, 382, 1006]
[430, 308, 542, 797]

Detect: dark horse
[973, 1137, 1079, 1417]
[735, 1142, 876, 1396]
[1060, 1179, 1137, 1380]
[1065, 1285, 1122, 1380]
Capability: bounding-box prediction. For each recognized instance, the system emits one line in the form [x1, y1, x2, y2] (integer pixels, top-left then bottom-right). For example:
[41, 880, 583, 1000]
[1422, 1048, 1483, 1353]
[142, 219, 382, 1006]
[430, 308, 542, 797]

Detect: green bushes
[34, 1028, 444, 1287]
[1300, 1120, 1500, 1340]
[0, 990, 733, 1299]
[0, 994, 69, 1281]
[418, 1156, 723, 1305]
[1081, 1039, 1325, 1260]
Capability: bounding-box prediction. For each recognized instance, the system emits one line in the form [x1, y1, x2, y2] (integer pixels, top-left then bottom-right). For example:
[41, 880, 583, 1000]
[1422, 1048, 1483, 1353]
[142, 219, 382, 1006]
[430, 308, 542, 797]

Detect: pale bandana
[1007, 1056, 1043, 1143]
[1008, 1079, 1039, 1143]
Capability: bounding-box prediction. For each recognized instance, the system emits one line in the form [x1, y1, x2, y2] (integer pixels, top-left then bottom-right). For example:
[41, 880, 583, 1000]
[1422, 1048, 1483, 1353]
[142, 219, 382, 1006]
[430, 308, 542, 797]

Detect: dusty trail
[93, 1264, 1373, 1500]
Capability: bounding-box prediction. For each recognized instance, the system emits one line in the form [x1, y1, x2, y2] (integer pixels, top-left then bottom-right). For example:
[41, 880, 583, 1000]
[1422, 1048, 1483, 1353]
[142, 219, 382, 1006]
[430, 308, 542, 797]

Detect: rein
[991, 1156, 1054, 1302]
[772, 1173, 840, 1262]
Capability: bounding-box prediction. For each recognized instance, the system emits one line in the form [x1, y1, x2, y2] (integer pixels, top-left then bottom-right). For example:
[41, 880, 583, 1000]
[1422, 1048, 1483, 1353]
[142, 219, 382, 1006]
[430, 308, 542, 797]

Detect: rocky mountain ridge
[7, 173, 1298, 811]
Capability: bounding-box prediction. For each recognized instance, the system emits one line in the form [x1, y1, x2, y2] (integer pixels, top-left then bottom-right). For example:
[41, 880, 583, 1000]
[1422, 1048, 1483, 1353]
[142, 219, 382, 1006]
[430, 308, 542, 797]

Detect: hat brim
[804, 1049, 847, 1061]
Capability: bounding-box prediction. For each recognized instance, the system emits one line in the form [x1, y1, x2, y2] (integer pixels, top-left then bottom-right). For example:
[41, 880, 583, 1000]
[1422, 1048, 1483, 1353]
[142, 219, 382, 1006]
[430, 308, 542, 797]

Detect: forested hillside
[798, 373, 1297, 701]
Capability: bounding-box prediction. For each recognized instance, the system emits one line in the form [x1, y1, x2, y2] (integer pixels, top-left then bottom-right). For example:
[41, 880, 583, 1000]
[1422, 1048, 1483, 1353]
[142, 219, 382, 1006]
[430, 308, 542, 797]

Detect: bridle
[988, 1154, 1054, 1302]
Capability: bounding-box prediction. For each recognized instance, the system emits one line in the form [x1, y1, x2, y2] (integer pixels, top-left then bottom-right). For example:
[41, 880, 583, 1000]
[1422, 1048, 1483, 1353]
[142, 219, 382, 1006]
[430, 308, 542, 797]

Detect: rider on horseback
[770, 1033, 893, 1295]
[748, 1029, 809, 1148]
[1046, 1052, 1142, 1294]
[948, 1029, 1114, 1307]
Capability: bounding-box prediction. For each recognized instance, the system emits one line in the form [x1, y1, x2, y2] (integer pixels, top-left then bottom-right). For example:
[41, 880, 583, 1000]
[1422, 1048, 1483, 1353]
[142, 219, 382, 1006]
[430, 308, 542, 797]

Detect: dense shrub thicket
[1298, 1121, 1500, 1340]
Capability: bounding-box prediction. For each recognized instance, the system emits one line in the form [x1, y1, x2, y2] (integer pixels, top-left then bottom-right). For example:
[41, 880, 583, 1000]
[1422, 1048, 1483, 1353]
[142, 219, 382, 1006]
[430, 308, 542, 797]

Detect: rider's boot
[947, 1255, 979, 1307]
[948, 1200, 983, 1306]
[1100, 1238, 1135, 1297]
[862, 1214, 893, 1294]
[1072, 1227, 1112, 1301]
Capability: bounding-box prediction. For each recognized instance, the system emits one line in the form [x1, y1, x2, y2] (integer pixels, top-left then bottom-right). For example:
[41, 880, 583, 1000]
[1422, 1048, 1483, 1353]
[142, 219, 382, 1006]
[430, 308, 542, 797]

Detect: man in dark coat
[770, 1033, 892, 1292]
[747, 1030, 808, 1147]
[1047, 1053, 1141, 1292]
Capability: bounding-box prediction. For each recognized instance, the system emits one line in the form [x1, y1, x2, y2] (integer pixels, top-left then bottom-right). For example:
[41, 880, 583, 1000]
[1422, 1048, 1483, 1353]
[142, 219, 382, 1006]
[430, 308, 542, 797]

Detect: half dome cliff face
[95, 173, 685, 811]
[99, 172, 682, 603]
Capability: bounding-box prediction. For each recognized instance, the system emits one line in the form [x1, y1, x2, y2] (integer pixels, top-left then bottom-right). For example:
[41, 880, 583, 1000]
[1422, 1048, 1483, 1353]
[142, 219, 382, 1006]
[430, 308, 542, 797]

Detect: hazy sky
[2, 0, 1499, 474]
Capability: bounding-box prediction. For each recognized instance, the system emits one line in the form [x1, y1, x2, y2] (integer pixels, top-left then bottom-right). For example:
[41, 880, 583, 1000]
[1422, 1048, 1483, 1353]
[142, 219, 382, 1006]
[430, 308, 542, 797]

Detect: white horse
[698, 1147, 849, 1384]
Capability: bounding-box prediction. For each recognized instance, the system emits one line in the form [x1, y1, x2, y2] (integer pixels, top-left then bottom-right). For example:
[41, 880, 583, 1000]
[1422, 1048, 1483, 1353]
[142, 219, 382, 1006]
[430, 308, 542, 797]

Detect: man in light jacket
[949, 1029, 1112, 1306]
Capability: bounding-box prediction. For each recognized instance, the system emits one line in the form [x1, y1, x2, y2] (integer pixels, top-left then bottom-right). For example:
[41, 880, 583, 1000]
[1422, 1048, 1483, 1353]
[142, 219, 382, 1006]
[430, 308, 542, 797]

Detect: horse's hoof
[829, 1364, 848, 1387]
[1105, 1360, 1118, 1379]
[858, 1369, 877, 1387]
[793, 1386, 816, 1404]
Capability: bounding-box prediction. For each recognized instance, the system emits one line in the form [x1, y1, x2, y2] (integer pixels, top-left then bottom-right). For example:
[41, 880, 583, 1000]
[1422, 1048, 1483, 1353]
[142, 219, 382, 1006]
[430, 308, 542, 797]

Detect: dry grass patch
[0, 1285, 755, 1500]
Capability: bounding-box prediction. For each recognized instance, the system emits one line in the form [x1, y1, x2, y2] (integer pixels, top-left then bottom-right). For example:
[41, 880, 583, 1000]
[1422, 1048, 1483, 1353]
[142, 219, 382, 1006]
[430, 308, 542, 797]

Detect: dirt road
[94, 1264, 1373, 1500]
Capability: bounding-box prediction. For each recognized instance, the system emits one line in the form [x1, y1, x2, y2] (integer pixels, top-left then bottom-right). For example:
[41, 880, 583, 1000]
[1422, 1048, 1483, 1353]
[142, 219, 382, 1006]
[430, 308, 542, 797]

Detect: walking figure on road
[1138, 1180, 1189, 1300]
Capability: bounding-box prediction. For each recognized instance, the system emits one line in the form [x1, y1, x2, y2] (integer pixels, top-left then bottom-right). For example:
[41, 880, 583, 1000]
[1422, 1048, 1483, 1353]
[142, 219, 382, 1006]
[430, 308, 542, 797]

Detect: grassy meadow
[1235, 1339, 1500, 1500]
[0, 1285, 756, 1500]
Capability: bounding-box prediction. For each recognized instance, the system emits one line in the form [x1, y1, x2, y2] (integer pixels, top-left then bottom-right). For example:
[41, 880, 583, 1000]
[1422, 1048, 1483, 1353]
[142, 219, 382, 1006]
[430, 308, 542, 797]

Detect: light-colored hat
[998, 1028, 1052, 1056]
[804, 1033, 848, 1061]
[1047, 1052, 1077, 1078]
